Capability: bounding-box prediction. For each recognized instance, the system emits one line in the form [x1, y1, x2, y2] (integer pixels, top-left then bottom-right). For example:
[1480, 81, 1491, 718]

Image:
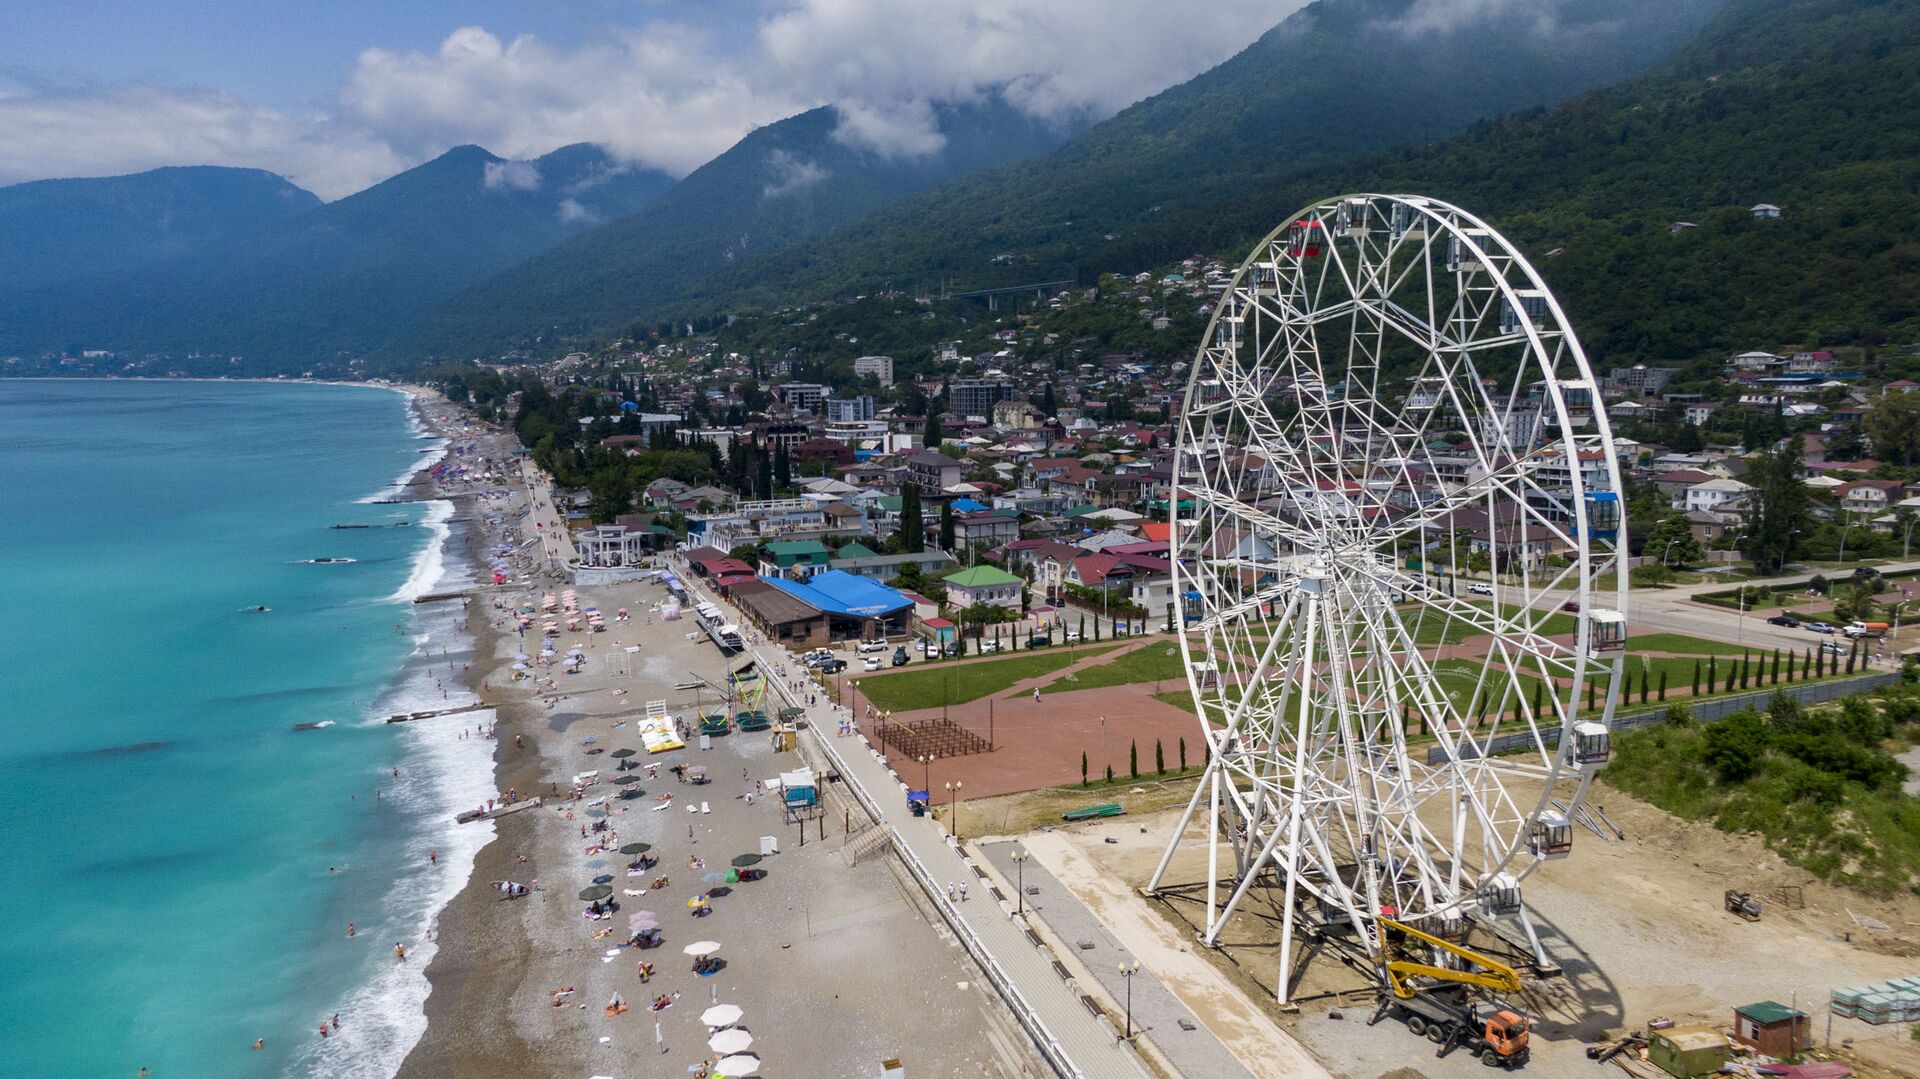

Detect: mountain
[0, 166, 319, 287]
[1143, 0, 1920, 359]
[408, 0, 1732, 359]
[0, 144, 675, 363]
[393, 95, 1080, 361]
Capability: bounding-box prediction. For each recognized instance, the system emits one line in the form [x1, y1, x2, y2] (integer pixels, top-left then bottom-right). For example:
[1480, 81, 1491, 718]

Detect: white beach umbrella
[708, 1028, 753, 1055]
[682, 940, 722, 957]
[700, 1004, 742, 1027]
[714, 1054, 760, 1076]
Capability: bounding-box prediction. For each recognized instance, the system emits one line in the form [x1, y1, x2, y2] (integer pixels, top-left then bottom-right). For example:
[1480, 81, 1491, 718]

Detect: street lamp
[918, 753, 935, 792]
[944, 780, 964, 839]
[1118, 961, 1141, 1040]
[1011, 849, 1030, 918]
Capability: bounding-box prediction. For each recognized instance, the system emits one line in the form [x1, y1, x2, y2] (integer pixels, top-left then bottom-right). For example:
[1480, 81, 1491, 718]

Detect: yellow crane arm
[1376, 917, 1522, 1000]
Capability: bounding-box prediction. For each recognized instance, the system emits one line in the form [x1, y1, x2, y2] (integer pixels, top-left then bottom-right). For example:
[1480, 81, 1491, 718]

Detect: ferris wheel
[1146, 194, 1628, 1002]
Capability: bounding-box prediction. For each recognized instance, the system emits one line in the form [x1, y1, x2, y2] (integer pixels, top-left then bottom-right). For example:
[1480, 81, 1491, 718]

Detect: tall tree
[1040, 382, 1057, 417]
[923, 410, 944, 449]
[1644, 513, 1703, 567]
[1739, 440, 1811, 574]
[898, 484, 925, 553]
[774, 443, 792, 491]
[938, 499, 955, 551]
[1864, 392, 1920, 466]
[755, 445, 772, 498]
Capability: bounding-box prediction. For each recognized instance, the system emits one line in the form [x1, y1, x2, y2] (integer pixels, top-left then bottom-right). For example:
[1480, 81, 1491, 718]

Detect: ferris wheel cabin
[1584, 609, 1627, 655]
[1530, 811, 1574, 860]
[1567, 720, 1612, 768]
[1286, 219, 1326, 257]
[1477, 873, 1523, 918]
[1581, 491, 1621, 540]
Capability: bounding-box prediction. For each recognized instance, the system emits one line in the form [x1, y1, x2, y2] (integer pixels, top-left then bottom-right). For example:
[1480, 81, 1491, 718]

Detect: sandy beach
[393, 397, 1042, 1078]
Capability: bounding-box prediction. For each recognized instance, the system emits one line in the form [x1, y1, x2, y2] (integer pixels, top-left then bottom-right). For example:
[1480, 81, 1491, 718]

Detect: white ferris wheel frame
[1147, 194, 1628, 1002]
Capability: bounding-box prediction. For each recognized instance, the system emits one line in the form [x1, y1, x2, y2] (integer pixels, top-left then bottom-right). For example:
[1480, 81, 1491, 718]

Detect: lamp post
[944, 780, 963, 839]
[1118, 961, 1141, 1040]
[1011, 848, 1030, 918]
[1099, 714, 1108, 781]
[918, 753, 935, 793]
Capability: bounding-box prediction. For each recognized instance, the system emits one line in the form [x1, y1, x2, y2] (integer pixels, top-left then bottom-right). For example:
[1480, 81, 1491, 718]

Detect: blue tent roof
[764, 570, 911, 618]
[950, 497, 988, 513]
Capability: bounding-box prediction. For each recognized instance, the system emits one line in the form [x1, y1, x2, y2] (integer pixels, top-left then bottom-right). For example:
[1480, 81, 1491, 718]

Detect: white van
[1467, 583, 1494, 596]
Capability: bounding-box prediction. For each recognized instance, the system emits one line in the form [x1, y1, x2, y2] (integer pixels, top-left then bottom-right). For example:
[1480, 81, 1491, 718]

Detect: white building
[853, 355, 896, 387]
[1684, 478, 1754, 514]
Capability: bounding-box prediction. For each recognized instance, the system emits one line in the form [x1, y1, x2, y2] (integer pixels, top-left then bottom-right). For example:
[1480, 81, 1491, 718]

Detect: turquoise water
[0, 380, 494, 1078]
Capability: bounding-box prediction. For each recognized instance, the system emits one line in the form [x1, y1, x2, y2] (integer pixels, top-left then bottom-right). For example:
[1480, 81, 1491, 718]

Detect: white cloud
[0, 84, 400, 199]
[761, 149, 828, 198]
[482, 158, 540, 191]
[556, 197, 598, 225]
[0, 1, 1300, 197]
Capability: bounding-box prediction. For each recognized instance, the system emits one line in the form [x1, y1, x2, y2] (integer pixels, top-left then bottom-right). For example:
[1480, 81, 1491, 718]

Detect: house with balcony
[902, 449, 963, 492]
[943, 565, 1025, 610]
[758, 539, 833, 580]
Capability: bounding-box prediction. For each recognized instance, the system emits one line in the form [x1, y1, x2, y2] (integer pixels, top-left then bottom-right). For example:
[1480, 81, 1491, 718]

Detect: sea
[0, 380, 497, 1078]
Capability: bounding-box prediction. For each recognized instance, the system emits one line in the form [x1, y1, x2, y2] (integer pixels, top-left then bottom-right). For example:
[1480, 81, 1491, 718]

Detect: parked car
[1819, 641, 1846, 655]
[804, 653, 837, 669]
[815, 658, 848, 674]
[979, 641, 1004, 654]
[862, 656, 883, 671]
[891, 647, 909, 667]
[1468, 583, 1495, 596]
[856, 639, 889, 654]
[1062, 629, 1083, 642]
[1766, 615, 1800, 628]
[1560, 601, 1580, 613]
[802, 648, 834, 664]
[1807, 622, 1836, 634]
[1027, 634, 1053, 648]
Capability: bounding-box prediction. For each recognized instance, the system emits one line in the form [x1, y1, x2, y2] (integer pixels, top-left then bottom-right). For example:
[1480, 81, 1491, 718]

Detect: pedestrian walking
[946, 882, 956, 902]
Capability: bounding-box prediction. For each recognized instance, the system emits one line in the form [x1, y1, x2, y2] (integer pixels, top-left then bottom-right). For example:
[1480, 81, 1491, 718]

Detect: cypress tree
[1708, 656, 1718, 692]
[1724, 662, 1737, 693]
[1786, 651, 1796, 682]
[774, 443, 792, 490]
[1179, 736, 1187, 770]
[1691, 660, 1701, 696]
[1155, 738, 1165, 775]
[1739, 654, 1750, 690]
[1130, 739, 1139, 779]
[1532, 683, 1543, 720]
[938, 500, 955, 551]
[1658, 670, 1668, 701]
[1846, 643, 1857, 675]
[898, 485, 924, 553]
[1771, 648, 1781, 684]
[1081, 751, 1088, 787]
[1105, 765, 1114, 782]
[755, 446, 772, 497]
[1640, 669, 1650, 704]
[1586, 681, 1595, 713]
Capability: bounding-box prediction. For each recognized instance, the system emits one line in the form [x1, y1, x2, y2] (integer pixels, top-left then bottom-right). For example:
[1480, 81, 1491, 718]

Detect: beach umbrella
[619, 842, 652, 855]
[682, 941, 722, 957]
[685, 896, 709, 909]
[613, 775, 642, 785]
[628, 913, 657, 929]
[701, 1004, 742, 1027]
[578, 885, 613, 901]
[702, 871, 729, 884]
[729, 854, 762, 868]
[715, 1054, 760, 1076]
[708, 1028, 753, 1055]
[514, 652, 530, 661]
[592, 874, 614, 884]
[611, 748, 637, 758]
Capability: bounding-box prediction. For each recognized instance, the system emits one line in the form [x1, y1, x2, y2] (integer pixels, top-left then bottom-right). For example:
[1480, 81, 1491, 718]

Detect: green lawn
[856, 645, 1121, 712]
[1404, 602, 1576, 646]
[1629, 633, 1772, 657]
[1039, 642, 1186, 694]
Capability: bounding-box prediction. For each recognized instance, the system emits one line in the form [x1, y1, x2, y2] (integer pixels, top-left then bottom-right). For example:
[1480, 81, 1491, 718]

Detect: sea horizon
[0, 379, 494, 1077]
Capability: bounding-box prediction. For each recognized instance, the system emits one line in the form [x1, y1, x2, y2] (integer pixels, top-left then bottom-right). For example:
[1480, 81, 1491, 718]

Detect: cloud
[0, 84, 400, 199]
[0, 1, 1300, 196]
[761, 149, 828, 198]
[556, 197, 598, 225]
[482, 158, 539, 191]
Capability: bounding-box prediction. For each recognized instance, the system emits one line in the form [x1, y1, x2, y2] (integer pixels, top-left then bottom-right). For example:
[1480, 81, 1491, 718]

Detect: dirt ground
[1019, 786, 1920, 1079]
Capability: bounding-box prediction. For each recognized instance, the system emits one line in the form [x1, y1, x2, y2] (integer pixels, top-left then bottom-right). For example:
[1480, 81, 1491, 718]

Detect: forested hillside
[716, 0, 1919, 362]
[0, 166, 318, 287]
[0, 144, 675, 364]
[391, 96, 1078, 362]
[398, 0, 1727, 363]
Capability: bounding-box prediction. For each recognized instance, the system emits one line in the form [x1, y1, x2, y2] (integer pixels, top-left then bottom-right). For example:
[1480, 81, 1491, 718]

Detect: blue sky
[0, 1, 1296, 199]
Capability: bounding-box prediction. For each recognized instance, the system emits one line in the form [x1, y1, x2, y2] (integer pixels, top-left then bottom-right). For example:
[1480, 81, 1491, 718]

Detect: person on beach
[394, 942, 407, 962]
[319, 1023, 329, 1040]
[429, 849, 437, 865]
[347, 922, 355, 937]
[332, 1014, 340, 1031]
[252, 1039, 264, 1051]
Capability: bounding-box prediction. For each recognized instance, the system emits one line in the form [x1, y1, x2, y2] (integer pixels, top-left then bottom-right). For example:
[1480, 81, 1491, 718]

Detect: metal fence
[1427, 671, 1902, 764]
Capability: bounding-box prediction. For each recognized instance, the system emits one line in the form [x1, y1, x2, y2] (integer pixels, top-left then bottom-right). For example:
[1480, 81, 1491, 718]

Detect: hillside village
[423, 259, 1920, 644]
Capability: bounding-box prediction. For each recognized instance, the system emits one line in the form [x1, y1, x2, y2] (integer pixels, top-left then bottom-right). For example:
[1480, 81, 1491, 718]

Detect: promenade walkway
[683, 574, 1150, 1078]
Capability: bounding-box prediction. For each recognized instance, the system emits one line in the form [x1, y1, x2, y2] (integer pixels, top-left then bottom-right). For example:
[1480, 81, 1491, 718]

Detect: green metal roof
[764, 539, 831, 565]
[833, 542, 880, 561]
[1736, 1001, 1806, 1024]
[944, 565, 1022, 588]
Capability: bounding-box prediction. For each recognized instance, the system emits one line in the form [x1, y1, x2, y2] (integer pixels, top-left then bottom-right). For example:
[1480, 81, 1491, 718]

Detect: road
[1624, 560, 1920, 657]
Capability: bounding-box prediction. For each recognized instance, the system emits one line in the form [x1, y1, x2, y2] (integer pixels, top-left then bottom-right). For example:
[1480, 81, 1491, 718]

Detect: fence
[1427, 671, 1902, 764]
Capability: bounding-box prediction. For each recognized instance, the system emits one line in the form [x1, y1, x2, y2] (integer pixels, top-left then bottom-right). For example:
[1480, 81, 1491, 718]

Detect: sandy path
[1019, 831, 1332, 1079]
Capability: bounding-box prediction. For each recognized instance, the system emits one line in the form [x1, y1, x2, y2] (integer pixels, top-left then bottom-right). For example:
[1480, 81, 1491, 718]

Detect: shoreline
[392, 395, 578, 1078]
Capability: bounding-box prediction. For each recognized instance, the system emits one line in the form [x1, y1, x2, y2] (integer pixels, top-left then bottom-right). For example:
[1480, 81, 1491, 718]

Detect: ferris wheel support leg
[1145, 760, 1214, 895]
[1204, 769, 1223, 938]
[1517, 906, 1553, 971]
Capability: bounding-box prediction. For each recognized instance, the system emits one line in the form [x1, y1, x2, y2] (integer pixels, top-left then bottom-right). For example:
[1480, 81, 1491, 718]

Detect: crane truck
[1366, 918, 1533, 1069]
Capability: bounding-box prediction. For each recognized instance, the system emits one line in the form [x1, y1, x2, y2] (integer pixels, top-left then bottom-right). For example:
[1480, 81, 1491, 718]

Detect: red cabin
[1286, 220, 1326, 257]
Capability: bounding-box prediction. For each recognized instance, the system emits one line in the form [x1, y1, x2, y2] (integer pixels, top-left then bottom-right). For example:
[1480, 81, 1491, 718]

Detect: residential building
[853, 354, 895, 387]
[953, 510, 1022, 547]
[1608, 365, 1678, 397]
[943, 565, 1025, 610]
[778, 383, 827, 414]
[902, 449, 963, 492]
[949, 378, 1014, 419]
[830, 550, 958, 581]
[1684, 478, 1755, 514]
[824, 395, 875, 423]
[758, 539, 833, 580]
